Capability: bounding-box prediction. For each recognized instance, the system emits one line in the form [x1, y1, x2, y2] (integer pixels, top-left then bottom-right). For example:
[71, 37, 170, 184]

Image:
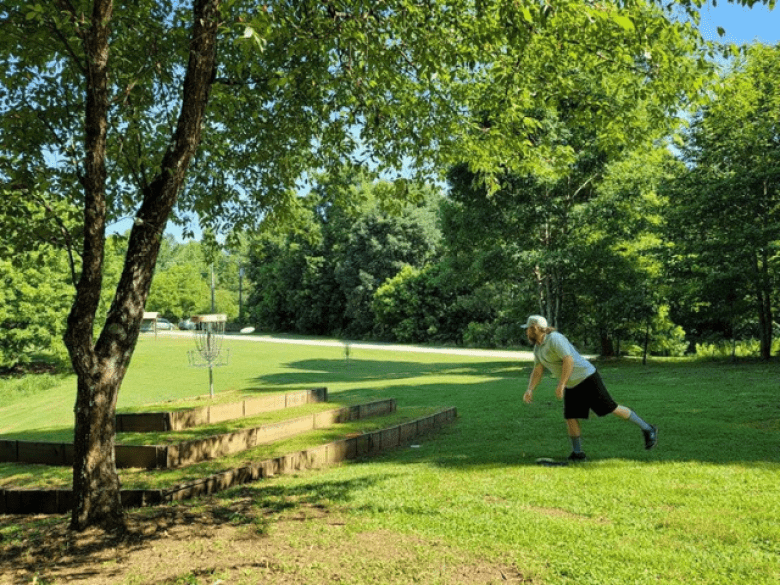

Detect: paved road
[167, 329, 534, 360]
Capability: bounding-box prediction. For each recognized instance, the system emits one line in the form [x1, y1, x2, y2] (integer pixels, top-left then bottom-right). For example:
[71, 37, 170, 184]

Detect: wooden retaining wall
[115, 387, 328, 432]
[0, 407, 458, 515]
[0, 399, 396, 469]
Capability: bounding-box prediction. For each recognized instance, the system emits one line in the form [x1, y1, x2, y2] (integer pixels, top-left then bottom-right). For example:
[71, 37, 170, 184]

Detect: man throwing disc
[522, 315, 658, 462]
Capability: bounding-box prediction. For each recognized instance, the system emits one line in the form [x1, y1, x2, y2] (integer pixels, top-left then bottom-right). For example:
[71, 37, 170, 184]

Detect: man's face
[526, 325, 543, 345]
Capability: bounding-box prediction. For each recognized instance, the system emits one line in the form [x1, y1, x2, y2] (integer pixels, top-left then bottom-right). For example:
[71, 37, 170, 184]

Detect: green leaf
[613, 15, 635, 31]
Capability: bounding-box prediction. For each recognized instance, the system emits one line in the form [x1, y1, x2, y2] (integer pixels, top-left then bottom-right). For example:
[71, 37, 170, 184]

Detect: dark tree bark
[754, 249, 773, 361]
[599, 329, 615, 358]
[65, 0, 220, 532]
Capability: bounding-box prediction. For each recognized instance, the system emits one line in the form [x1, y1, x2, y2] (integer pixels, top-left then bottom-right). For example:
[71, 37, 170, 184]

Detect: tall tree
[668, 43, 780, 360]
[574, 146, 681, 356]
[71, 0, 218, 531]
[441, 0, 711, 333]
[0, 0, 717, 530]
[442, 138, 677, 347]
[2, 0, 219, 530]
[246, 177, 442, 337]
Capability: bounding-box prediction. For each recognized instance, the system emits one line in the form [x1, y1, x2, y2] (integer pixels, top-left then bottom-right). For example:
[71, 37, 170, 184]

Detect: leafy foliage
[666, 44, 780, 359]
[0, 250, 71, 369]
[441, 142, 680, 353]
[246, 178, 442, 338]
[373, 262, 481, 344]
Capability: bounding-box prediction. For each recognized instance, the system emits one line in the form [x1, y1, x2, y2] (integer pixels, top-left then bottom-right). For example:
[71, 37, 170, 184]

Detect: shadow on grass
[0, 461, 74, 488]
[238, 473, 396, 509]
[243, 359, 525, 394]
[0, 475, 392, 585]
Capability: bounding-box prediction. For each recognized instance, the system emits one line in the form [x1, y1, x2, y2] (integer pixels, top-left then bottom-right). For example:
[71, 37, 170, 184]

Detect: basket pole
[189, 313, 228, 398]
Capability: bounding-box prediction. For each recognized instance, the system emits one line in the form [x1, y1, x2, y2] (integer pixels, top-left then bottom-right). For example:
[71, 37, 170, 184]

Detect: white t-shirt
[533, 331, 596, 388]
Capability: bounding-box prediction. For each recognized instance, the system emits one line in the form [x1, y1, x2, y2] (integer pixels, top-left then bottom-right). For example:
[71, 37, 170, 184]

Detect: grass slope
[1, 334, 779, 584]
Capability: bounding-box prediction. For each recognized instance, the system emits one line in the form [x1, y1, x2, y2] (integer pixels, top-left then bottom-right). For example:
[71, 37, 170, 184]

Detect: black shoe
[643, 425, 658, 450]
[567, 451, 587, 463]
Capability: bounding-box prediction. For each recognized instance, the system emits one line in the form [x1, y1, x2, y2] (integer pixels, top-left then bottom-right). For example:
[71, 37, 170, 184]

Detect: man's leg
[566, 419, 586, 461]
[612, 405, 658, 449]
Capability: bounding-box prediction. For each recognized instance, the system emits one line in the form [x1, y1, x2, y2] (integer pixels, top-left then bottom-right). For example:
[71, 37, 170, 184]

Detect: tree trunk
[65, 0, 220, 532]
[70, 363, 127, 531]
[753, 249, 773, 361]
[599, 328, 615, 357]
[66, 0, 117, 532]
[68, 221, 165, 531]
[756, 288, 772, 361]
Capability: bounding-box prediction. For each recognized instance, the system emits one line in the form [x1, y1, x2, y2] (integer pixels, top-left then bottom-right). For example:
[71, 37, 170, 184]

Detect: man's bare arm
[523, 364, 545, 403]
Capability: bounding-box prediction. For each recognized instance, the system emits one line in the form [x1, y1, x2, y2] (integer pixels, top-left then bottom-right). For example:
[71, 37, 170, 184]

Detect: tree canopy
[665, 43, 780, 359]
[246, 176, 442, 337]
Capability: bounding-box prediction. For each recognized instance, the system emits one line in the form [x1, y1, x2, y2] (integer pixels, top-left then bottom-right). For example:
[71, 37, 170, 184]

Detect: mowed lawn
[1, 333, 779, 584]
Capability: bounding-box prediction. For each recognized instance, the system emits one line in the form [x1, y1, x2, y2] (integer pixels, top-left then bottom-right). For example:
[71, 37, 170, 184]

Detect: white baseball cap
[521, 315, 548, 329]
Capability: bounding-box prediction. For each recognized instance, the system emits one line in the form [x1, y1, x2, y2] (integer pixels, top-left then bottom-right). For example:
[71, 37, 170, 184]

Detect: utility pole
[210, 263, 216, 312]
[238, 266, 244, 322]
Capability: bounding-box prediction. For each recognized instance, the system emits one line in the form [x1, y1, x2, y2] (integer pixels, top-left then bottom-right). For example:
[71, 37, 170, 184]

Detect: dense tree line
[5, 43, 779, 368]
[665, 44, 780, 360]
[244, 155, 687, 356]
[244, 44, 780, 360]
[245, 177, 441, 336]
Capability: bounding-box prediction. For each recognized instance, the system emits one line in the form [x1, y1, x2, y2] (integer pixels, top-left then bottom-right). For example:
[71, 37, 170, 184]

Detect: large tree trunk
[69, 218, 170, 530]
[65, 0, 117, 532]
[65, 0, 220, 532]
[70, 360, 129, 530]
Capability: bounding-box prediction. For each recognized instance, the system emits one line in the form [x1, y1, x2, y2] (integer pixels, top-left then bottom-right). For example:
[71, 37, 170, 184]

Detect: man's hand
[525, 364, 544, 404]
[555, 382, 565, 400]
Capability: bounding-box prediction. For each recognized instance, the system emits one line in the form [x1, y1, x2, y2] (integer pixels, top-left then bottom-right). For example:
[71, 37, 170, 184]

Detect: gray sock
[570, 436, 583, 453]
[628, 411, 653, 432]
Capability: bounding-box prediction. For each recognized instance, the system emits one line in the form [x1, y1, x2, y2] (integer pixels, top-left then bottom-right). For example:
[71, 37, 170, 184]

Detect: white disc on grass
[240, 326, 256, 334]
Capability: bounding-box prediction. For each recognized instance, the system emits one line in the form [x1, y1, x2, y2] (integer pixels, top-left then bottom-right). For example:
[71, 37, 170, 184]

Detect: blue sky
[699, 0, 780, 45]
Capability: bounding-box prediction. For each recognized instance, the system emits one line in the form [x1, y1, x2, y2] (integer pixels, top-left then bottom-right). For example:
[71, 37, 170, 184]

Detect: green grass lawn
[1, 334, 779, 584]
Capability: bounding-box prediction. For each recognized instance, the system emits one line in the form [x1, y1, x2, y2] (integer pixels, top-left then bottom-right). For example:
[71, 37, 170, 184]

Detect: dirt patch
[1, 494, 534, 585]
[520, 505, 611, 526]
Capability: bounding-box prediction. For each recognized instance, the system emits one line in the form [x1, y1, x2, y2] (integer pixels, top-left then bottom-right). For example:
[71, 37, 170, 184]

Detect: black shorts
[563, 371, 618, 419]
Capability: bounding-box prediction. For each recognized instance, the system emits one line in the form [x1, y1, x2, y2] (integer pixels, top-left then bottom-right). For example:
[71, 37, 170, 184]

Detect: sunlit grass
[1, 335, 779, 584]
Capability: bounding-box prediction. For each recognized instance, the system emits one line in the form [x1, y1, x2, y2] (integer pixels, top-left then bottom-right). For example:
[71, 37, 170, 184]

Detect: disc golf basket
[187, 314, 230, 397]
